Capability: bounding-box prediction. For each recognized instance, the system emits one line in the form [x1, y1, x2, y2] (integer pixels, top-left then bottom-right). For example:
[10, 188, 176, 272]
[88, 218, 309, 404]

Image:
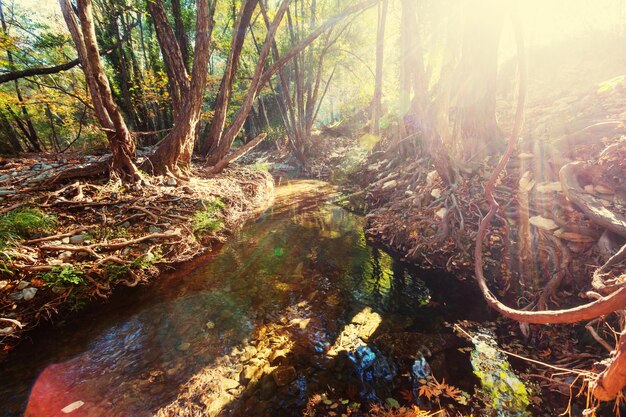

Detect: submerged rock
[272, 366, 297, 386]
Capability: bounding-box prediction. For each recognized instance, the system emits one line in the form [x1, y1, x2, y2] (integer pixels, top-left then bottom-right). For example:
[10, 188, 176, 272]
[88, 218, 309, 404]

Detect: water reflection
[0, 181, 490, 417]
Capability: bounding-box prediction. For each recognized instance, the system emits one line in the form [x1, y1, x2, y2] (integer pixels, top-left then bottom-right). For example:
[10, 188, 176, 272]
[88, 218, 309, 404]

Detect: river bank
[0, 161, 274, 353]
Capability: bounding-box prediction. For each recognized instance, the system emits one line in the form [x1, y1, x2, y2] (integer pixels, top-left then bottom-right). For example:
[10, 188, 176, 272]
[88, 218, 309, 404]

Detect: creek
[0, 180, 533, 417]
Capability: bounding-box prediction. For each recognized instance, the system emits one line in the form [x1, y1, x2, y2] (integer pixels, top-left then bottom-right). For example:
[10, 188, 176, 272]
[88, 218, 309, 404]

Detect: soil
[0, 159, 274, 354]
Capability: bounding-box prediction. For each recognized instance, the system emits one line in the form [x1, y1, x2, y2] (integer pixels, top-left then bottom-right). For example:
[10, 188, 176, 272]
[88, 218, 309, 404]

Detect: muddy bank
[0, 161, 274, 352]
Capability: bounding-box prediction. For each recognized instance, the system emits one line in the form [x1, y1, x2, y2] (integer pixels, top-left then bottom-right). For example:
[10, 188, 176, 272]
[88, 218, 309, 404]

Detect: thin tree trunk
[370, 0, 387, 136]
[199, 0, 259, 158]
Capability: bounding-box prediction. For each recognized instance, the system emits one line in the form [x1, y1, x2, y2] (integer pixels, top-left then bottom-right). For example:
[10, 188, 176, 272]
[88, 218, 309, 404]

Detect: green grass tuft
[192, 198, 225, 237]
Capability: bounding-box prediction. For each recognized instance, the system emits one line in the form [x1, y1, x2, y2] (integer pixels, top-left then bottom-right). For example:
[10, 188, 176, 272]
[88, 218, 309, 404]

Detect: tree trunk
[59, 0, 139, 182]
[452, 0, 506, 162]
[0, 2, 41, 152]
[200, 0, 259, 159]
[171, 0, 190, 72]
[146, 0, 215, 175]
[370, 0, 387, 136]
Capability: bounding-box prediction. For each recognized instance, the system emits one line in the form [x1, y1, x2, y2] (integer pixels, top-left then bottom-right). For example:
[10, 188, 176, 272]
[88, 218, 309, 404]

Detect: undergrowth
[193, 198, 225, 237]
[104, 251, 160, 281]
[0, 207, 57, 259]
[41, 266, 85, 286]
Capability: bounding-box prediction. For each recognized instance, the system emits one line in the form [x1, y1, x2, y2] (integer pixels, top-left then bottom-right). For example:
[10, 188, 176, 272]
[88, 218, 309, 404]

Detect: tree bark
[199, 0, 259, 158]
[370, 0, 387, 136]
[145, 0, 215, 175]
[59, 0, 139, 181]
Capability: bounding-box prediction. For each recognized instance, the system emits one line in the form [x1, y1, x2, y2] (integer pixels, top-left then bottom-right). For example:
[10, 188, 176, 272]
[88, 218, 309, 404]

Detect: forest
[0, 0, 625, 416]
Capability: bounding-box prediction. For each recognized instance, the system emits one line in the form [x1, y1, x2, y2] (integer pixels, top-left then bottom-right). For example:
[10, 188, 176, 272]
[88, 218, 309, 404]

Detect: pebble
[62, 237, 70, 244]
[22, 287, 37, 301]
[61, 401, 84, 414]
[178, 342, 191, 351]
[17, 281, 29, 290]
[69, 234, 85, 245]
[148, 226, 162, 234]
[9, 292, 24, 301]
[0, 280, 8, 290]
[272, 366, 297, 386]
[120, 221, 131, 228]
[166, 178, 177, 186]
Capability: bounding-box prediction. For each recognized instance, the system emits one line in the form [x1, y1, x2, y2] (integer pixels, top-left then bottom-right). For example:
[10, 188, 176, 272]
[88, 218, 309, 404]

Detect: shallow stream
[0, 181, 531, 417]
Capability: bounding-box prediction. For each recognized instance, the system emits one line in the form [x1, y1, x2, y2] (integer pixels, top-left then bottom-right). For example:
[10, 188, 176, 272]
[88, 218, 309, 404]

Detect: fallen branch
[25, 226, 95, 244]
[39, 231, 181, 258]
[210, 133, 267, 174]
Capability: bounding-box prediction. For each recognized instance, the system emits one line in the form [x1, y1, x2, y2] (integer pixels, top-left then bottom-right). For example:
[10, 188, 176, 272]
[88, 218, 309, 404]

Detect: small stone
[0, 280, 8, 291]
[435, 207, 447, 219]
[69, 234, 85, 245]
[52, 285, 68, 294]
[205, 321, 215, 330]
[529, 216, 558, 231]
[178, 342, 191, 351]
[148, 225, 162, 234]
[120, 221, 131, 228]
[61, 400, 84, 414]
[9, 292, 24, 301]
[22, 287, 37, 301]
[166, 178, 177, 186]
[240, 363, 260, 384]
[382, 180, 397, 190]
[595, 185, 614, 195]
[430, 188, 441, 198]
[59, 251, 73, 261]
[17, 280, 29, 290]
[269, 348, 291, 366]
[221, 378, 240, 391]
[62, 237, 70, 244]
[272, 366, 297, 386]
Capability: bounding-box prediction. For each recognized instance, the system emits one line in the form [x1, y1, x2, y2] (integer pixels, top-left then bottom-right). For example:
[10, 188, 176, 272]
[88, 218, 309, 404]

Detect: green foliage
[0, 208, 56, 253]
[252, 162, 271, 172]
[192, 198, 225, 237]
[104, 251, 159, 282]
[42, 266, 85, 286]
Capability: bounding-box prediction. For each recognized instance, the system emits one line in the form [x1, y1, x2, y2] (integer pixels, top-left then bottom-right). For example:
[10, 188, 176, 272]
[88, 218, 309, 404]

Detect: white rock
[22, 287, 37, 301]
[435, 207, 447, 219]
[382, 180, 397, 190]
[426, 170, 439, 186]
[529, 216, 558, 231]
[536, 182, 562, 193]
[61, 401, 84, 414]
[431, 188, 441, 198]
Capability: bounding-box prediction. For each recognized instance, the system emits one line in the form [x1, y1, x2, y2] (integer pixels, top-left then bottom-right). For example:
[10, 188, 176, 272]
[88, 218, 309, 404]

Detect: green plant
[252, 162, 271, 172]
[104, 251, 159, 282]
[0, 208, 57, 264]
[192, 198, 225, 237]
[0, 207, 57, 247]
[42, 266, 85, 286]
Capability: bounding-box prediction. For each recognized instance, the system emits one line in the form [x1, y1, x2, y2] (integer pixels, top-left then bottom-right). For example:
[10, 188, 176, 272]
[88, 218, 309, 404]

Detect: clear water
[0, 180, 494, 417]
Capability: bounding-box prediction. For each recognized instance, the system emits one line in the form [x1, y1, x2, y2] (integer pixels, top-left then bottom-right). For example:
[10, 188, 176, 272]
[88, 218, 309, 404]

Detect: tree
[144, 0, 215, 176]
[370, 0, 387, 136]
[59, 0, 139, 181]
